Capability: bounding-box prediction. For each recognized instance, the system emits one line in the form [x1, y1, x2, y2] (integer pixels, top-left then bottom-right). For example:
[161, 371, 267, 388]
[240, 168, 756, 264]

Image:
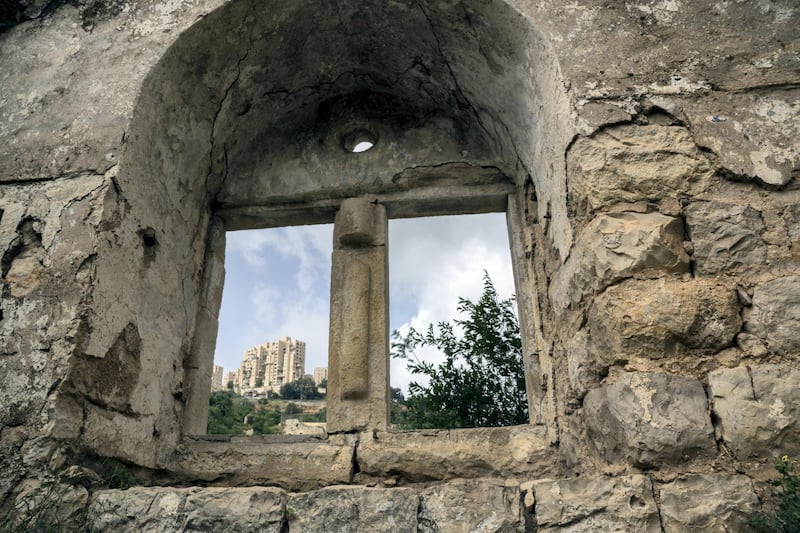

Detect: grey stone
[685, 201, 767, 275]
[744, 276, 800, 355]
[287, 486, 418, 533]
[568, 124, 714, 217]
[419, 479, 522, 533]
[550, 212, 689, 313]
[674, 91, 800, 188]
[587, 278, 741, 359]
[659, 474, 759, 532]
[709, 364, 800, 458]
[584, 373, 715, 467]
[526, 475, 661, 532]
[88, 487, 286, 533]
[785, 204, 800, 240]
[736, 332, 769, 357]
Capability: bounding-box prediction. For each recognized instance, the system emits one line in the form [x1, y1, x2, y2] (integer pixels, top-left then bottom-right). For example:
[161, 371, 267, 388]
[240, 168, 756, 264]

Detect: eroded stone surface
[419, 478, 521, 533]
[169, 435, 354, 490]
[743, 276, 800, 355]
[659, 474, 759, 533]
[583, 373, 715, 467]
[587, 278, 741, 359]
[357, 426, 556, 481]
[568, 124, 714, 217]
[88, 487, 286, 533]
[685, 201, 767, 275]
[550, 212, 689, 313]
[287, 486, 418, 533]
[527, 475, 661, 532]
[328, 198, 389, 432]
[671, 90, 800, 188]
[709, 364, 800, 458]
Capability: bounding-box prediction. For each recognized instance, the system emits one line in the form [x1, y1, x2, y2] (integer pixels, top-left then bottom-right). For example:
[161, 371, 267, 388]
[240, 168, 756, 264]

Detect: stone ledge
[166, 426, 558, 489]
[167, 434, 356, 491]
[357, 425, 558, 481]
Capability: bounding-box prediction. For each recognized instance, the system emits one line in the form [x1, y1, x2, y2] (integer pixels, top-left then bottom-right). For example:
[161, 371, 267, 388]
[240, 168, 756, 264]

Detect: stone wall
[1, 0, 798, 530]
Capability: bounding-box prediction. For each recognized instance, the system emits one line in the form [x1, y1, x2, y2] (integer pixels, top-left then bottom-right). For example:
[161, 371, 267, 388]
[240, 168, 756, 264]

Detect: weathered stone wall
[1, 0, 798, 530]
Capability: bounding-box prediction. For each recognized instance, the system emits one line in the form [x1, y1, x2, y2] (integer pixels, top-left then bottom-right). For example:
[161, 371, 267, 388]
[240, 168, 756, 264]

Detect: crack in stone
[650, 476, 667, 533]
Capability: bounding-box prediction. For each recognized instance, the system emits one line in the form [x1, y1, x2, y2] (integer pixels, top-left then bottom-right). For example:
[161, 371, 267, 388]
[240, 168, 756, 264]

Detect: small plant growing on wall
[0, 480, 90, 533]
[751, 455, 800, 532]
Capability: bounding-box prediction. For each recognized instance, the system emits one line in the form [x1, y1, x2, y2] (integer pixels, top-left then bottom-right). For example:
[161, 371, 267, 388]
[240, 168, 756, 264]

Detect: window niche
[181, 189, 541, 439]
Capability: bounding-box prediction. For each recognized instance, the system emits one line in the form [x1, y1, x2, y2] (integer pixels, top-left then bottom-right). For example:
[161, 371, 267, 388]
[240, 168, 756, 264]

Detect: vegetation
[0, 480, 93, 533]
[391, 272, 528, 429]
[207, 390, 282, 435]
[297, 407, 327, 423]
[751, 455, 800, 532]
[280, 376, 323, 400]
[207, 389, 327, 434]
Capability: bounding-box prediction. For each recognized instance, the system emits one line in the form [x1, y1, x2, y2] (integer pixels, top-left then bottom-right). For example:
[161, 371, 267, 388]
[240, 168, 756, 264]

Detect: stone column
[327, 198, 389, 432]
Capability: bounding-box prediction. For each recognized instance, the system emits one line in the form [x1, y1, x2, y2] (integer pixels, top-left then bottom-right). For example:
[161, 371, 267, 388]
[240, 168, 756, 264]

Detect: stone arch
[65, 0, 573, 467]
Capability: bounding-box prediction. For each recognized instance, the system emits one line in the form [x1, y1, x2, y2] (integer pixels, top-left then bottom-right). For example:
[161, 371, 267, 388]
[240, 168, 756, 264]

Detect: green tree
[207, 390, 255, 434]
[284, 402, 302, 415]
[391, 272, 528, 429]
[280, 377, 322, 400]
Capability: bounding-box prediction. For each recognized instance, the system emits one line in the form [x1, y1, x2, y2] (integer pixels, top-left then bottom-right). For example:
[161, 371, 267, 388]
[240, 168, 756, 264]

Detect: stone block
[709, 364, 800, 458]
[550, 212, 689, 313]
[743, 276, 800, 355]
[88, 487, 286, 533]
[169, 435, 355, 491]
[287, 486, 418, 533]
[527, 475, 661, 532]
[82, 404, 158, 468]
[583, 372, 715, 467]
[418, 479, 521, 532]
[587, 278, 741, 359]
[659, 474, 758, 532]
[357, 426, 556, 481]
[327, 198, 389, 432]
[568, 124, 714, 216]
[685, 201, 767, 275]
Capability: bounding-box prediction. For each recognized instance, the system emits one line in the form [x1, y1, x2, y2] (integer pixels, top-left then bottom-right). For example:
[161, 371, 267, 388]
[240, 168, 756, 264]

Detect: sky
[214, 212, 515, 393]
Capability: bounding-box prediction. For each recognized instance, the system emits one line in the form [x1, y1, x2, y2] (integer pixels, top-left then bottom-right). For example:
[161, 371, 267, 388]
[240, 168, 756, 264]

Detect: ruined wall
[1, 0, 798, 531]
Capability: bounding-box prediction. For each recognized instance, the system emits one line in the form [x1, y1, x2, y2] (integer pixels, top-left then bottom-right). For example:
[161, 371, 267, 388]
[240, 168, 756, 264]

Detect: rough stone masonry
[0, 0, 798, 531]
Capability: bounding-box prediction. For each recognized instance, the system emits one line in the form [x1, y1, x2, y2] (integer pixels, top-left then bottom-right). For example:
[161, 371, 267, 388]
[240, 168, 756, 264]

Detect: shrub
[751, 455, 800, 532]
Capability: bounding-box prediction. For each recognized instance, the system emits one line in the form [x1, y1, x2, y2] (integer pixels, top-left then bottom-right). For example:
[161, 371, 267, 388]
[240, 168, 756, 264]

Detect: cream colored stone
[550, 212, 689, 313]
[568, 124, 714, 217]
[357, 426, 556, 481]
[327, 199, 389, 432]
[5, 252, 43, 297]
[587, 278, 741, 359]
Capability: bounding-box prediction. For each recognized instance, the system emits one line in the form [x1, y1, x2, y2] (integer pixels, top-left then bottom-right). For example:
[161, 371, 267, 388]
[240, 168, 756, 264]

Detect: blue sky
[214, 212, 515, 392]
